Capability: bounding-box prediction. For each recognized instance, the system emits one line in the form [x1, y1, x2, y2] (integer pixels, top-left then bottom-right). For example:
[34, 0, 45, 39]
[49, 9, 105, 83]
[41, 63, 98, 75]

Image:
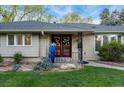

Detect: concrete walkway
[85, 61, 124, 71]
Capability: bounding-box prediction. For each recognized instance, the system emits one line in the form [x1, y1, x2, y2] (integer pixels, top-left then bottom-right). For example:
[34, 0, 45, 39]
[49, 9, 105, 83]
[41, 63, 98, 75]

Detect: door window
[52, 35, 71, 57]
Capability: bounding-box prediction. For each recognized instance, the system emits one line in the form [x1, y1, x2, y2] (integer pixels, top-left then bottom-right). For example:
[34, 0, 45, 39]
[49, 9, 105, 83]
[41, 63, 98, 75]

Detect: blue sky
[44, 5, 124, 24]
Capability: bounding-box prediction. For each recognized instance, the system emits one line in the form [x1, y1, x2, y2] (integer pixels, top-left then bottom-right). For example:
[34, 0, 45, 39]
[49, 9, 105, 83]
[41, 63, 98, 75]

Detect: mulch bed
[0, 62, 36, 71]
[95, 61, 124, 67]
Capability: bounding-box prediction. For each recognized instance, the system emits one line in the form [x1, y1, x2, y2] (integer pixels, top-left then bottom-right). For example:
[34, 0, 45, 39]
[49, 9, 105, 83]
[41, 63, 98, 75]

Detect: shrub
[13, 52, 23, 64]
[0, 54, 3, 63]
[98, 41, 124, 62]
[33, 57, 53, 71]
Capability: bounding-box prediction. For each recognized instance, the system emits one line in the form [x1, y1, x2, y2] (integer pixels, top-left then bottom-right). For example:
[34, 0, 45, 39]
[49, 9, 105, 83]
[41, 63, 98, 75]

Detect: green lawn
[0, 66, 124, 87]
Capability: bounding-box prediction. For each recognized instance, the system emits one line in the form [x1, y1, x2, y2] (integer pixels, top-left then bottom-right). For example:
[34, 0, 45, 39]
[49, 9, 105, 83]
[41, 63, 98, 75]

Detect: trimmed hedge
[0, 54, 3, 63]
[13, 52, 23, 64]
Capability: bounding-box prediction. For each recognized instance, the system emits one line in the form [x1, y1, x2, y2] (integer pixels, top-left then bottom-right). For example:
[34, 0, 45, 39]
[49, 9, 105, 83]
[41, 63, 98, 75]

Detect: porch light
[96, 35, 102, 41]
[41, 31, 44, 35]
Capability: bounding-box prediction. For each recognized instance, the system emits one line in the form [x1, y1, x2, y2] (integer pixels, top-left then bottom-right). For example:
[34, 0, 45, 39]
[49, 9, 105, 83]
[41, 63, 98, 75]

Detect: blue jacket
[49, 46, 55, 55]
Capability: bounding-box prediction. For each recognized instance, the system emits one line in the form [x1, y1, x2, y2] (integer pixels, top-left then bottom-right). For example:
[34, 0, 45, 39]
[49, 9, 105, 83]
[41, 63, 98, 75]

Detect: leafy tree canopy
[0, 6, 93, 24]
[60, 12, 93, 23]
[100, 8, 124, 25]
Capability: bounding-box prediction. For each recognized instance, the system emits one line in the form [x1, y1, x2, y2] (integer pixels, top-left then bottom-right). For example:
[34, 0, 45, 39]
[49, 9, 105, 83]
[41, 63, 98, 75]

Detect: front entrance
[51, 34, 72, 57]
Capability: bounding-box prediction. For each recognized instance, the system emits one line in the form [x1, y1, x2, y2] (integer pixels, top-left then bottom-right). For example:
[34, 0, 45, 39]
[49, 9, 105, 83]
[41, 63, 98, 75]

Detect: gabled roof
[0, 21, 124, 33]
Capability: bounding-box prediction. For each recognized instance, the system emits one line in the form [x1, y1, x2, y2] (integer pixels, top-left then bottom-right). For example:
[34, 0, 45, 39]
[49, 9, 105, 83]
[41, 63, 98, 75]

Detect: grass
[0, 66, 124, 87]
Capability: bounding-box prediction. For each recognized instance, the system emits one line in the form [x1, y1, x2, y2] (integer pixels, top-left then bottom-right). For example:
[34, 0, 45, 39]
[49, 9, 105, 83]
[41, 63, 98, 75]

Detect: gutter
[0, 29, 95, 32]
[2, 29, 124, 33]
[95, 31, 124, 34]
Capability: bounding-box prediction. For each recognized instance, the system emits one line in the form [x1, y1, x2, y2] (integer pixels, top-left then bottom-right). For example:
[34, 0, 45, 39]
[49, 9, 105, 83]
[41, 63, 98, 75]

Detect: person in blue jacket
[49, 42, 56, 63]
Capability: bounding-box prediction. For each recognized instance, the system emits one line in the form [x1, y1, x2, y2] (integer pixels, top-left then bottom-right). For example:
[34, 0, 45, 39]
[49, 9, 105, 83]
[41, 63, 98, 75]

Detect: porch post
[78, 32, 83, 62]
[81, 32, 83, 61]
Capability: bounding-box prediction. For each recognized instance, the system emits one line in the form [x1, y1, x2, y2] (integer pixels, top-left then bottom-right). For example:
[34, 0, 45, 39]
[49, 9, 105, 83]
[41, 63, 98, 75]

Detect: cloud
[70, 5, 102, 24]
[45, 5, 73, 18]
[93, 17, 100, 24]
[1, 5, 124, 24]
[45, 5, 124, 24]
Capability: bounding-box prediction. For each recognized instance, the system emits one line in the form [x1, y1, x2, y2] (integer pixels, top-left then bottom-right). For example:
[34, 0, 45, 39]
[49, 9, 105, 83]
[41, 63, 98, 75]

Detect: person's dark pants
[49, 53, 55, 63]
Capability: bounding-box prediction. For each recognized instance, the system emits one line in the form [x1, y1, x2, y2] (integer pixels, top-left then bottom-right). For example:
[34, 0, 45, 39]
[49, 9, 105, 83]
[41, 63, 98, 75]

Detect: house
[0, 21, 124, 63]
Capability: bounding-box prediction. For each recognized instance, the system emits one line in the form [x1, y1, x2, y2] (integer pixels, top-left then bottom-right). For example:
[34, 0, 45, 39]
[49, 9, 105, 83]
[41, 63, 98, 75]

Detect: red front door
[51, 34, 71, 57]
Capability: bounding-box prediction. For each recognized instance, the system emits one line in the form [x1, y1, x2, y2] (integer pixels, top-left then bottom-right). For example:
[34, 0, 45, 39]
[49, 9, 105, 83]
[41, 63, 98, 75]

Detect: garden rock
[0, 61, 13, 67]
[59, 64, 77, 70]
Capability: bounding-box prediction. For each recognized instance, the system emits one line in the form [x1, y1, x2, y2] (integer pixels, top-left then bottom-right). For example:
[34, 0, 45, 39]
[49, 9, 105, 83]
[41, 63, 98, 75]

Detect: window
[103, 35, 108, 45]
[118, 35, 121, 42]
[16, 35, 23, 45]
[95, 35, 102, 51]
[25, 34, 31, 45]
[8, 35, 14, 45]
[95, 34, 121, 51]
[109, 35, 117, 41]
[7, 34, 32, 46]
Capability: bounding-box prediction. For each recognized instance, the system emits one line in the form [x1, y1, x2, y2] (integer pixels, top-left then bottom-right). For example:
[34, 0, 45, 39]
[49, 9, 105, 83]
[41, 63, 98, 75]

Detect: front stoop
[53, 62, 84, 70]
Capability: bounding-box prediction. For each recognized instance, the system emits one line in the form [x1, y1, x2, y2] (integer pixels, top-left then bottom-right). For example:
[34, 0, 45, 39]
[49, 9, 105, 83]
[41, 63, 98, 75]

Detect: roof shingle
[0, 21, 124, 32]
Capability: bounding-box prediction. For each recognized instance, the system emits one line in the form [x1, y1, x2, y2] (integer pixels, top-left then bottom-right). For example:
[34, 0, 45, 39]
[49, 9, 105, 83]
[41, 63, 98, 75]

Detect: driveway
[85, 61, 124, 71]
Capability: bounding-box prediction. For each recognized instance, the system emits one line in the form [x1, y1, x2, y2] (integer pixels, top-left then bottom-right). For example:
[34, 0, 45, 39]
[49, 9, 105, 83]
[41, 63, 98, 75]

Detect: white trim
[14, 35, 16, 46]
[16, 34, 23, 46]
[7, 34, 32, 47]
[6, 34, 8, 46]
[0, 29, 95, 32]
[94, 34, 121, 53]
[22, 35, 25, 46]
[24, 34, 32, 46]
[94, 35, 98, 54]
[0, 34, 1, 47]
[6, 34, 15, 46]
[101, 35, 103, 46]
[95, 31, 124, 33]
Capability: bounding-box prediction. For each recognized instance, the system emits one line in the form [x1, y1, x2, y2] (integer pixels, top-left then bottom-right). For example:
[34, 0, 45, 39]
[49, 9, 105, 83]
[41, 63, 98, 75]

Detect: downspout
[39, 30, 44, 58]
[78, 32, 83, 62]
[81, 32, 83, 61]
[39, 32, 41, 58]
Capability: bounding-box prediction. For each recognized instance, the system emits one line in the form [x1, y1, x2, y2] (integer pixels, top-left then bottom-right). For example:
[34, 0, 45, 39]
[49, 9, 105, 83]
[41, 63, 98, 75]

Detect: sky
[0, 5, 124, 24]
[44, 5, 124, 24]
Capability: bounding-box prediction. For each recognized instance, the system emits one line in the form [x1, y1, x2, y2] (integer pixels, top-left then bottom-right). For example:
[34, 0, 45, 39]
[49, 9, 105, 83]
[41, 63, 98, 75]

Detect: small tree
[0, 54, 3, 63]
[13, 52, 23, 64]
[98, 41, 124, 62]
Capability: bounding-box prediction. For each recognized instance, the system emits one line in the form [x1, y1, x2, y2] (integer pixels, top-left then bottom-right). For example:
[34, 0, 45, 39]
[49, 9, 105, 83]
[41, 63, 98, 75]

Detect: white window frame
[24, 34, 32, 46]
[7, 34, 32, 46]
[94, 35, 102, 54]
[15, 34, 23, 46]
[7, 34, 16, 46]
[94, 34, 120, 53]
